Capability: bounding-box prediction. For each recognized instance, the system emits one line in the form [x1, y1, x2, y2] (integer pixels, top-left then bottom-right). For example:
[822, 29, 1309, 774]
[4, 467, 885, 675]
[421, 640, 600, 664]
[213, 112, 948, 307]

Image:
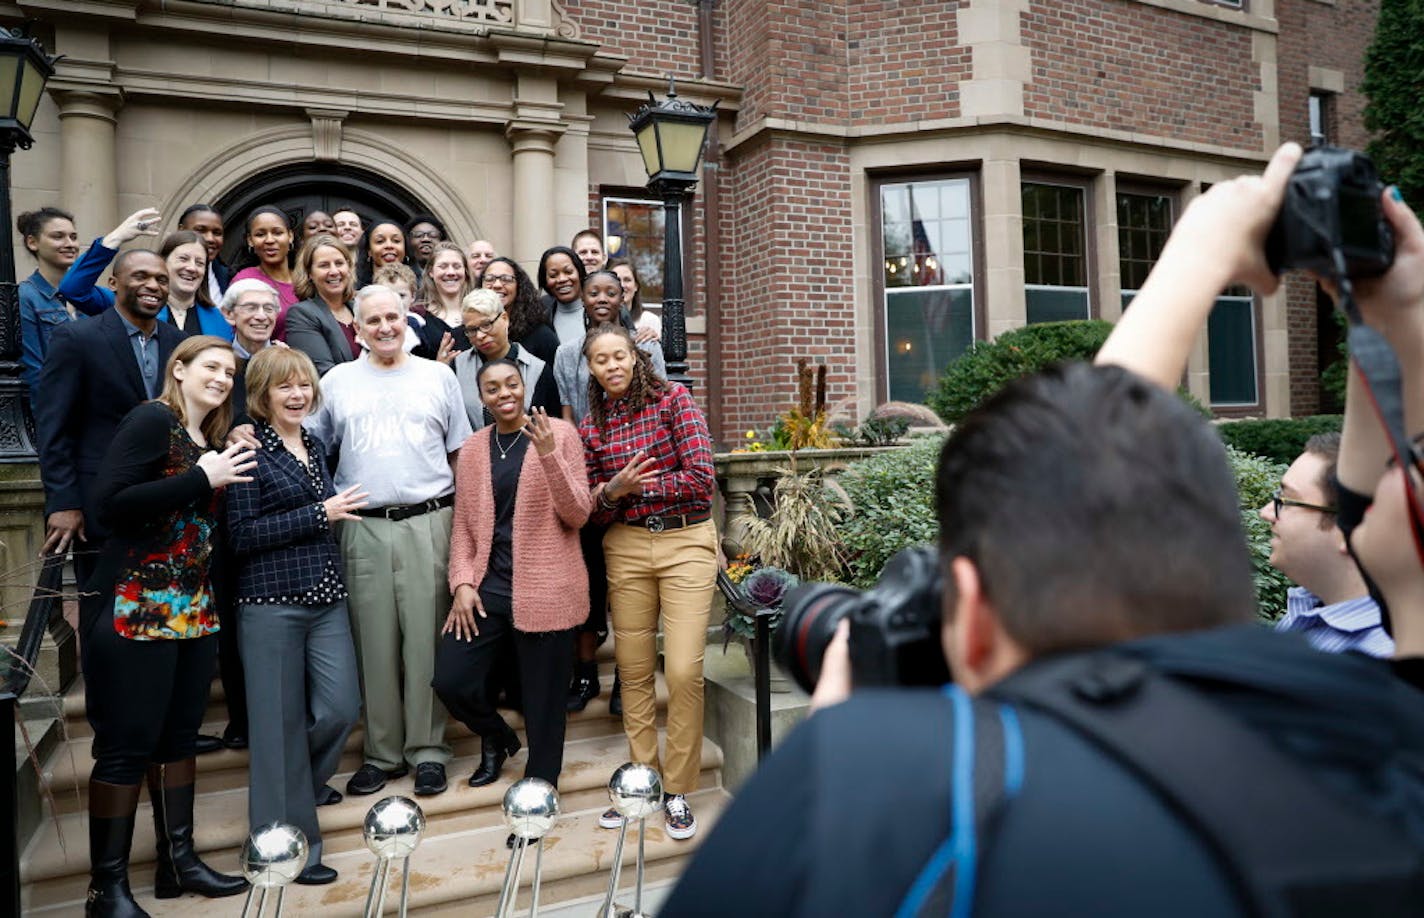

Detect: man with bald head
[36, 249, 189, 582]
[466, 240, 496, 280]
[306, 284, 472, 799]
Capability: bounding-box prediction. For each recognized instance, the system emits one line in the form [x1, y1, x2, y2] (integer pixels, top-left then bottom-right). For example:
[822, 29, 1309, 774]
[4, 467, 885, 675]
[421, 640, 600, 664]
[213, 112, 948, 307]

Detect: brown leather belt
[621, 510, 711, 534]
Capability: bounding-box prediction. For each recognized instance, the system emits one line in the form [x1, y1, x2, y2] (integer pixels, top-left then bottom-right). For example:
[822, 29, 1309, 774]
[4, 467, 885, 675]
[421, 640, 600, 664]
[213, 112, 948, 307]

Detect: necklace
[493, 427, 523, 460]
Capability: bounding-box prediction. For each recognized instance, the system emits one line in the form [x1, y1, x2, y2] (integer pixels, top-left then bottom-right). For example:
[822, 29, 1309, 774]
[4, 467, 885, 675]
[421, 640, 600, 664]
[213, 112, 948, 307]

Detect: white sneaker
[598, 806, 625, 829]
[663, 794, 696, 840]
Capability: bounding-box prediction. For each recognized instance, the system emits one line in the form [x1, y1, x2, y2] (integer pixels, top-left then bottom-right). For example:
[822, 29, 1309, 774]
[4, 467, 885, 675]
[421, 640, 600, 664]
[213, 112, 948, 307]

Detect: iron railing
[715, 569, 776, 761]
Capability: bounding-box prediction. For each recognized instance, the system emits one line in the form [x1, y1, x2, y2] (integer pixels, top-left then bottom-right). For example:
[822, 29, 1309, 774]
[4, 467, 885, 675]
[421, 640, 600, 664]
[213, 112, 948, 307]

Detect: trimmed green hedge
[927, 320, 1114, 423]
[1216, 415, 1343, 466]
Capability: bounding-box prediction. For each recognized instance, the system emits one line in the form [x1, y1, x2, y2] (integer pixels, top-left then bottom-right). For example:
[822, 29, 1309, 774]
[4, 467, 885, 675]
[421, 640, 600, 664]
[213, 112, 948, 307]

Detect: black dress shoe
[193, 734, 224, 755]
[295, 863, 338, 886]
[506, 833, 519, 849]
[316, 785, 342, 806]
[565, 661, 600, 713]
[222, 733, 248, 751]
[414, 762, 447, 796]
[468, 731, 521, 788]
[609, 670, 623, 716]
[346, 763, 408, 796]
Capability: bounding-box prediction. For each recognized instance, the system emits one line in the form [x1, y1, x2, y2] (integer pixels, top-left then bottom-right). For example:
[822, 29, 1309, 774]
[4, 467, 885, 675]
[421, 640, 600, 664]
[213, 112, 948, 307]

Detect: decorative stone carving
[345, 0, 512, 24]
[550, 0, 580, 39]
[307, 109, 348, 162]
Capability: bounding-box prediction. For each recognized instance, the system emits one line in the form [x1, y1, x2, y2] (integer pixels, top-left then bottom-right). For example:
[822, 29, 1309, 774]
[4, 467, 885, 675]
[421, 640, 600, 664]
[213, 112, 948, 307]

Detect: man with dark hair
[663, 144, 1424, 916]
[37, 250, 188, 581]
[1262, 432, 1392, 656]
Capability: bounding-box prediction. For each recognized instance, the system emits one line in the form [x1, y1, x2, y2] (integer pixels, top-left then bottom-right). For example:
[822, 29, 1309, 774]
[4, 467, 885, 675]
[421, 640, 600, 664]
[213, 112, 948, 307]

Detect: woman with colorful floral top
[579, 323, 718, 842]
[81, 335, 256, 916]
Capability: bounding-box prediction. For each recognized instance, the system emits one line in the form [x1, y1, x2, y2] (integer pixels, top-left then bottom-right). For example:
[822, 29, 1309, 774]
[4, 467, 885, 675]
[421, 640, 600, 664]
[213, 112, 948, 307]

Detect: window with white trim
[1022, 181, 1090, 323]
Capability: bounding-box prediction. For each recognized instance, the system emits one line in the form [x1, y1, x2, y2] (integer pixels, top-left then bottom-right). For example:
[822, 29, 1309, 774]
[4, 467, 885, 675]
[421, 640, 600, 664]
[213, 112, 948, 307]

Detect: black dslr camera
[1265, 145, 1394, 280]
[773, 546, 949, 693]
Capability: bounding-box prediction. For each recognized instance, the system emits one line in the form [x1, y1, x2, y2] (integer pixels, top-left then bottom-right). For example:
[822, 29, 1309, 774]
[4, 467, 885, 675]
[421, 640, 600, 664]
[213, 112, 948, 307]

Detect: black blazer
[225, 424, 343, 602]
[35, 308, 188, 539]
[285, 298, 355, 377]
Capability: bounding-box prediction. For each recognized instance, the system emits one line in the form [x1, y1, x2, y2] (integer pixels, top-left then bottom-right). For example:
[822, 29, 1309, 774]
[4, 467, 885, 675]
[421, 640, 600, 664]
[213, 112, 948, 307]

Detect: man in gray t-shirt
[306, 284, 473, 798]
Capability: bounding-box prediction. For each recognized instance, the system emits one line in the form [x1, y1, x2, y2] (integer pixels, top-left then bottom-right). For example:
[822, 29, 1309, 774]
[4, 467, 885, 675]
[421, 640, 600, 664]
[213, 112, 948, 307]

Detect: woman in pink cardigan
[432, 357, 592, 824]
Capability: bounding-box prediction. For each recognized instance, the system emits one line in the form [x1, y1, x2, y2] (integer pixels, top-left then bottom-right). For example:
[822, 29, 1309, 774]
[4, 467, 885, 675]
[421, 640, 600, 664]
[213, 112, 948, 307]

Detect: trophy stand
[596, 763, 664, 918]
[360, 796, 426, 918]
[239, 822, 307, 918]
[495, 777, 561, 918]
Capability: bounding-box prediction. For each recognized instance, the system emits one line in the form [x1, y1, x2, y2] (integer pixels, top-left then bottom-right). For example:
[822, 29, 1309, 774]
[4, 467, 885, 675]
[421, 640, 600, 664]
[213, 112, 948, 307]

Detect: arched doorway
[214, 162, 437, 267]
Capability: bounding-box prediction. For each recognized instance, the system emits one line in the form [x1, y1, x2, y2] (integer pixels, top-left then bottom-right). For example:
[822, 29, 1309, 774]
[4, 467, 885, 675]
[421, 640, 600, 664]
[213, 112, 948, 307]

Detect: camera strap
[1330, 259, 1424, 571]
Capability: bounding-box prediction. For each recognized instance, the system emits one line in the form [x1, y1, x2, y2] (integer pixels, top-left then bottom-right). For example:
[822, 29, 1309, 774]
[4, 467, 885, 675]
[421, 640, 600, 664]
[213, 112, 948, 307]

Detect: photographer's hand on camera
[807, 619, 852, 713]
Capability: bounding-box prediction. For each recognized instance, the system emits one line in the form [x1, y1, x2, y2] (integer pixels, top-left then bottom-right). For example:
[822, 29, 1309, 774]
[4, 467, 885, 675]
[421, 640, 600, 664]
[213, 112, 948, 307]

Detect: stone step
[22, 727, 725, 911]
[43, 671, 658, 815]
[27, 788, 727, 916]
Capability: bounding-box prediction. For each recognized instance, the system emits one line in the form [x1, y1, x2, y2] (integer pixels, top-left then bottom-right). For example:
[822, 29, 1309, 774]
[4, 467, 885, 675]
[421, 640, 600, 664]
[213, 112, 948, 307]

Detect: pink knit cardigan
[447, 418, 592, 632]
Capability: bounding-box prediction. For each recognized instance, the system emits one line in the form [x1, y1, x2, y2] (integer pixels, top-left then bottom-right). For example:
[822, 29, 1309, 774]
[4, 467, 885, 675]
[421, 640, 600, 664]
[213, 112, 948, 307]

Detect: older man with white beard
[306, 284, 473, 798]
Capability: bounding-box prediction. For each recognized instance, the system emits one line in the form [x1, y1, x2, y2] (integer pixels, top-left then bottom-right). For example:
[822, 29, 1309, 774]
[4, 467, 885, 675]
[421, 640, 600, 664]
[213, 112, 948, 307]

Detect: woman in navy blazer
[225, 347, 368, 886]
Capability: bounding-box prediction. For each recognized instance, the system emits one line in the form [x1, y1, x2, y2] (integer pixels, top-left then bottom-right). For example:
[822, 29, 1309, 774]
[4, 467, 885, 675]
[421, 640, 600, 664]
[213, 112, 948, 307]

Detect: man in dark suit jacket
[36, 249, 187, 582]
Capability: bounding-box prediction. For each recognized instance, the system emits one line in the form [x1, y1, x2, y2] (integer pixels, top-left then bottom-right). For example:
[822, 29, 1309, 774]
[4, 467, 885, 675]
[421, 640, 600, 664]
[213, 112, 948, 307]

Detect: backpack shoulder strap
[988, 651, 1424, 917]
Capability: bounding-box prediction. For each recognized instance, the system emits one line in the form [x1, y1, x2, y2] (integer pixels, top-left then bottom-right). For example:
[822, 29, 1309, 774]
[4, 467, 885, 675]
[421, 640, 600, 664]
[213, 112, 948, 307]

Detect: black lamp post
[0, 28, 56, 462]
[627, 78, 717, 391]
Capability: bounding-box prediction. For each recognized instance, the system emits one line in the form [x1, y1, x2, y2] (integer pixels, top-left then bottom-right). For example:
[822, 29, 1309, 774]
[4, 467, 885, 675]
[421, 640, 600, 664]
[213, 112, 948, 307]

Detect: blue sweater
[57, 238, 233, 340]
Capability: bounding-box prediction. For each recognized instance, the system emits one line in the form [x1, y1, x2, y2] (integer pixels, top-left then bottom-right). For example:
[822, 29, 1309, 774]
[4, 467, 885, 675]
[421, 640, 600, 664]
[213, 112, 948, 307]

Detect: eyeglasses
[482, 274, 516, 287]
[410, 230, 442, 241]
[1270, 489, 1335, 517]
[234, 302, 279, 316]
[464, 312, 505, 337]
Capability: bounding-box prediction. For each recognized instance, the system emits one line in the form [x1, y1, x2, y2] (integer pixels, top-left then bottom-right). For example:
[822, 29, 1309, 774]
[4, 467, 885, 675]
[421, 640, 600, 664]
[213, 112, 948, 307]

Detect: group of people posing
[24, 201, 713, 918]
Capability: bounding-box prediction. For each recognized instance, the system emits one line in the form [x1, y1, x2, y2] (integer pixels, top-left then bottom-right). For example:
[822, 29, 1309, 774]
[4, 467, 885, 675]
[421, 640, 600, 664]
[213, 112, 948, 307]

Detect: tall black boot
[147, 760, 248, 899]
[86, 780, 150, 918]
[565, 659, 601, 713]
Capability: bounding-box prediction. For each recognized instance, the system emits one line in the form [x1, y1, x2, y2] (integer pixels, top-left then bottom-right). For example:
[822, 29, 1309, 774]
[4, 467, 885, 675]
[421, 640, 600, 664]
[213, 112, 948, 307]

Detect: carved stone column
[52, 88, 123, 239]
[507, 127, 561, 271]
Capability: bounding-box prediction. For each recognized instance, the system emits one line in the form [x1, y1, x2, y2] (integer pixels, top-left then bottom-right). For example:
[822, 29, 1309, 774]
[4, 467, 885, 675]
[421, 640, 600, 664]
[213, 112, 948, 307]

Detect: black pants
[576, 522, 610, 638]
[80, 594, 218, 785]
[431, 589, 576, 785]
[213, 571, 248, 738]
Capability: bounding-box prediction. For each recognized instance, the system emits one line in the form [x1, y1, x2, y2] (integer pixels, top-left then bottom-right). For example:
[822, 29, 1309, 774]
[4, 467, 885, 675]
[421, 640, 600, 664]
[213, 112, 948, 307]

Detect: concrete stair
[21, 649, 729, 915]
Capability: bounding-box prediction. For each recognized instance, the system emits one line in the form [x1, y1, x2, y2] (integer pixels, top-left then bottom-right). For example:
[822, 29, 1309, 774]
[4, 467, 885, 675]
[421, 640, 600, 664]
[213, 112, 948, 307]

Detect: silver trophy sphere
[362, 796, 426, 860]
[502, 778, 560, 840]
[240, 822, 308, 888]
[608, 763, 663, 821]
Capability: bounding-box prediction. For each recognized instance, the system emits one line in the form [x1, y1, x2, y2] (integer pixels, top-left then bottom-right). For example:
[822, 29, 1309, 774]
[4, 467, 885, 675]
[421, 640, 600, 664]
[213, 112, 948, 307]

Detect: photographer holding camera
[663, 143, 1424, 917]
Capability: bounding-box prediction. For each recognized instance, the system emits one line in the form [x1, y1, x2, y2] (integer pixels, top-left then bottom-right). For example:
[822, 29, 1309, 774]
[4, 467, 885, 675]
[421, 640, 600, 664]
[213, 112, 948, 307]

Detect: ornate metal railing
[715, 569, 775, 761]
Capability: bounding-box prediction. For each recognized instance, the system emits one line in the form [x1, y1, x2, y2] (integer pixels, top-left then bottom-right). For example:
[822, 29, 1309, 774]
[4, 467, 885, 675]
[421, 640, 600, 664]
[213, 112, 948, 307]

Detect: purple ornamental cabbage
[741, 567, 800, 610]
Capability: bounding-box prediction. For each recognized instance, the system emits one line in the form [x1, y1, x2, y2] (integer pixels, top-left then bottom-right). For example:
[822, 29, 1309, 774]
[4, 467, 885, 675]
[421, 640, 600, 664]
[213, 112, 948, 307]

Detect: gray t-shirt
[553, 299, 585, 345]
[553, 338, 666, 424]
[305, 354, 473, 507]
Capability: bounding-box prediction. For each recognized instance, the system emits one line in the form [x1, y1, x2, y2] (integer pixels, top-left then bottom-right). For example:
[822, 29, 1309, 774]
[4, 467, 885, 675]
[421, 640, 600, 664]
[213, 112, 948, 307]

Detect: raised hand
[442, 583, 486, 641]
[1351, 189, 1424, 335]
[102, 208, 162, 249]
[436, 332, 457, 365]
[525, 407, 556, 457]
[606, 450, 659, 500]
[196, 442, 257, 488]
[322, 484, 370, 523]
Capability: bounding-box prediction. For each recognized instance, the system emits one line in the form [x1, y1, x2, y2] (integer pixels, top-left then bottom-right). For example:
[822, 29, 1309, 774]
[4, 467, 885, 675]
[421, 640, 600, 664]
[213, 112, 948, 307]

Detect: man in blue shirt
[1259, 432, 1393, 657]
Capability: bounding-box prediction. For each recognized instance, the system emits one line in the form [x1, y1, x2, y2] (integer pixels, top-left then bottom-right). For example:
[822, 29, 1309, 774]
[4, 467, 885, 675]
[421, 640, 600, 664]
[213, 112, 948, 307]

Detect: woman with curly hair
[580, 323, 716, 842]
[478, 256, 559, 364]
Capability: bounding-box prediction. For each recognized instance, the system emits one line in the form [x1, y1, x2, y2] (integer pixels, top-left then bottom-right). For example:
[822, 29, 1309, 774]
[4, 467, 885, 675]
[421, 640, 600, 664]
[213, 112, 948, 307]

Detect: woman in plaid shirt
[579, 323, 718, 840]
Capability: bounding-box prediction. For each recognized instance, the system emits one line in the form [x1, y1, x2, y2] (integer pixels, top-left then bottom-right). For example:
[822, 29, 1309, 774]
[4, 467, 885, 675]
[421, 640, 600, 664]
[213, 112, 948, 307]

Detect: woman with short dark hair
[231, 207, 299, 339]
[538, 245, 588, 346]
[18, 206, 80, 393]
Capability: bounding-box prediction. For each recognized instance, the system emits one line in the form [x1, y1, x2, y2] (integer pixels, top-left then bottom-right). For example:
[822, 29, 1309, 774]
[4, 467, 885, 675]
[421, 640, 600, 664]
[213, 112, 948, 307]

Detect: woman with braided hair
[579, 322, 717, 842]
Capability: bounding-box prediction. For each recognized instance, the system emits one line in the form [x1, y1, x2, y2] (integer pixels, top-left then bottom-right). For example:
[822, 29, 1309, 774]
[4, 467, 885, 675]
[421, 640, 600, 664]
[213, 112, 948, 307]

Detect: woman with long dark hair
[538, 245, 588, 346]
[227, 347, 365, 886]
[356, 221, 410, 287]
[286, 234, 360, 376]
[82, 335, 255, 915]
[478, 256, 558, 364]
[607, 256, 662, 342]
[19, 206, 80, 392]
[580, 323, 717, 842]
[432, 360, 590, 839]
[231, 207, 298, 339]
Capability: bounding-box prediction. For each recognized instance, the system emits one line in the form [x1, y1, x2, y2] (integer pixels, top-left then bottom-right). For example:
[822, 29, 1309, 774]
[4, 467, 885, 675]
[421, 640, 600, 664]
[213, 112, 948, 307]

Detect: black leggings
[431, 589, 576, 785]
[576, 521, 609, 638]
[81, 595, 218, 785]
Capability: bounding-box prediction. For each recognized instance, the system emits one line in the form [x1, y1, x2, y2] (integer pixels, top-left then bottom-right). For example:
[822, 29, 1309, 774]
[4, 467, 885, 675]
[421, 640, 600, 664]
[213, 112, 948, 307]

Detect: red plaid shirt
[580, 382, 716, 526]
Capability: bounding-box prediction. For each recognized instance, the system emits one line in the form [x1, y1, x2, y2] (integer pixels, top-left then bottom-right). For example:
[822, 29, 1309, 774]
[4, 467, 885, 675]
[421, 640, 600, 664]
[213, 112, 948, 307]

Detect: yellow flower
[745, 430, 756, 439]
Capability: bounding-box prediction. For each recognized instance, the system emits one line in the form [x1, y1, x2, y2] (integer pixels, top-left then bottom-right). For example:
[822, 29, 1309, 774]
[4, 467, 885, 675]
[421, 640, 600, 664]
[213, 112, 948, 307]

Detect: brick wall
[848, 0, 967, 125]
[1276, 0, 1378, 416]
[564, 0, 703, 78]
[1021, 0, 1260, 150]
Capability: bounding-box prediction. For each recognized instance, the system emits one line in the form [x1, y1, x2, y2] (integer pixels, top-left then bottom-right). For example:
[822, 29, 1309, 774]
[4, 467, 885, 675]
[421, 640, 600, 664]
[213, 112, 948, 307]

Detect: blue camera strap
[894, 685, 1024, 918]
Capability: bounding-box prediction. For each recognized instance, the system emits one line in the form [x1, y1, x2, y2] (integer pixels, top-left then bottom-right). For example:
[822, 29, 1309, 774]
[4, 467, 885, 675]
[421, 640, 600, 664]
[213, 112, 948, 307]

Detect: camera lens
[774, 583, 863, 694]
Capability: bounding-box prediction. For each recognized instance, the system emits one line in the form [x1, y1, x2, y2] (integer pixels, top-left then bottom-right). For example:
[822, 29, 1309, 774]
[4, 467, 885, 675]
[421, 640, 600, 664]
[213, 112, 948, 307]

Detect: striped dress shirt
[1274, 587, 1394, 658]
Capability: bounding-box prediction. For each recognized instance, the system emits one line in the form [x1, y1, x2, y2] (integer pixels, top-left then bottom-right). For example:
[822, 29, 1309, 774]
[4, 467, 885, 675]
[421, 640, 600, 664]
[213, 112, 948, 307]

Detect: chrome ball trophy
[239, 822, 307, 918]
[361, 795, 426, 918]
[597, 763, 664, 918]
[495, 777, 561, 918]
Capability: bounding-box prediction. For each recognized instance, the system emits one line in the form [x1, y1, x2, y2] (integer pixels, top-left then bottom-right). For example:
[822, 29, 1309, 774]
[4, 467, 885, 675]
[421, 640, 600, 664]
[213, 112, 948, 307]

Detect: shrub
[1227, 445, 1292, 621]
[836, 436, 945, 588]
[1216, 415, 1343, 466]
[928, 320, 1114, 423]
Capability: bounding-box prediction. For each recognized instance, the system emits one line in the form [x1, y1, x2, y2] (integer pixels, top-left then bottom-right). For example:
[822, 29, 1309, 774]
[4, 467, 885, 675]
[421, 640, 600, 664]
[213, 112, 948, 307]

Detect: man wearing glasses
[1259, 432, 1393, 657]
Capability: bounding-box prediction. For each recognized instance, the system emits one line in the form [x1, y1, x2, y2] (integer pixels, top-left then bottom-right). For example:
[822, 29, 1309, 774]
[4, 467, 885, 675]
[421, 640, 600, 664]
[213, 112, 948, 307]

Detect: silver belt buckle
[645, 515, 666, 534]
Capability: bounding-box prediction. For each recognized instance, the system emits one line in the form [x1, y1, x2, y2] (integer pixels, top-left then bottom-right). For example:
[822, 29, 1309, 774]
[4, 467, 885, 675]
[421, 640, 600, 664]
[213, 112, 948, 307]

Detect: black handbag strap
[989, 651, 1424, 917]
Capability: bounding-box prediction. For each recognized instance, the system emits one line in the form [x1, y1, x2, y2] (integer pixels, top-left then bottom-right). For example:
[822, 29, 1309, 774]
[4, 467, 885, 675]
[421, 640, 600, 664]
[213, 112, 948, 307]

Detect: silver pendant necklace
[494, 427, 523, 460]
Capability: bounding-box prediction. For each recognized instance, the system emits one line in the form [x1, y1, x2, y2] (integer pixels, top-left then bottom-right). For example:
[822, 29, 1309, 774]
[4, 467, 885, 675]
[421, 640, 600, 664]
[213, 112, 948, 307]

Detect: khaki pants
[603, 518, 717, 795]
[340, 508, 453, 770]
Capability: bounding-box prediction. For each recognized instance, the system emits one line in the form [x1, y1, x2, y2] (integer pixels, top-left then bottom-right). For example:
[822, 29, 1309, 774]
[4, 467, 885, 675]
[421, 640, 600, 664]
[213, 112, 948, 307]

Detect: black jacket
[664, 625, 1424, 917]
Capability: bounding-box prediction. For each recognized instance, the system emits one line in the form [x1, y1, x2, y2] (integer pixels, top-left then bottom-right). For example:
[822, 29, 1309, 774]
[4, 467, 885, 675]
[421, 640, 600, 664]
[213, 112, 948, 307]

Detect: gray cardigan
[553, 338, 666, 424]
[453, 344, 550, 431]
